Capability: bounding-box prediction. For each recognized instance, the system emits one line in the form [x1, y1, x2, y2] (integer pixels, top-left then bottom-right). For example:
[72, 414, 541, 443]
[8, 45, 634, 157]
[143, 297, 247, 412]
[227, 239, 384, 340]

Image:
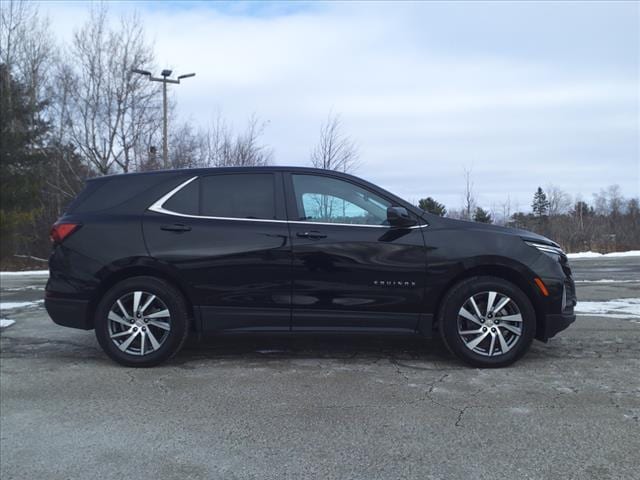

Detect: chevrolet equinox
[45, 167, 576, 367]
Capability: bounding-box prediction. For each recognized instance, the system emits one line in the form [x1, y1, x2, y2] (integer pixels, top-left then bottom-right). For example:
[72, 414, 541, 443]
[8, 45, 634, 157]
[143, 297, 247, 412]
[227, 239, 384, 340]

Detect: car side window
[292, 174, 390, 225]
[200, 173, 276, 220]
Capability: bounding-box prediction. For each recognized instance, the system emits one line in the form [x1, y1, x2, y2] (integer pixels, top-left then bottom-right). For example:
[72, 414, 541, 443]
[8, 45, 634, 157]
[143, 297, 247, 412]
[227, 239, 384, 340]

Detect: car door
[284, 172, 428, 332]
[143, 172, 292, 332]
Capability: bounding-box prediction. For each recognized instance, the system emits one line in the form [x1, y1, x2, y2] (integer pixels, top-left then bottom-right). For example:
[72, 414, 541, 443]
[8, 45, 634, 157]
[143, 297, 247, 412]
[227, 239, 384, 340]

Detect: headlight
[525, 241, 565, 257]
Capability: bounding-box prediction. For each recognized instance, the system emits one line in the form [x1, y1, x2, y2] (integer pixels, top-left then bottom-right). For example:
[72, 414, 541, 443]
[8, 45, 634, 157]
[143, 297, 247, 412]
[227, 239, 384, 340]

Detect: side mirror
[387, 206, 416, 228]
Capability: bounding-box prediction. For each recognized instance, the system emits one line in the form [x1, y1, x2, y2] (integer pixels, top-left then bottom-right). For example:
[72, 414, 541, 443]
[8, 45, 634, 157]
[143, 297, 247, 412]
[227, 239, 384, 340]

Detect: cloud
[39, 1, 639, 210]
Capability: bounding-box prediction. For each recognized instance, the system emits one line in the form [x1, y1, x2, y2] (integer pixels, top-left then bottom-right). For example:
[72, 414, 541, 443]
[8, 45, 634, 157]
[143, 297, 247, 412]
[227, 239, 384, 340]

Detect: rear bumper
[540, 311, 576, 341]
[45, 296, 92, 330]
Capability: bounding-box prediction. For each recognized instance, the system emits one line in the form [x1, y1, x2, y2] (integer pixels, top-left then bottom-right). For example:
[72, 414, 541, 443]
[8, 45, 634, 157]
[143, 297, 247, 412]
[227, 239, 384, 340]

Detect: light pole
[131, 68, 195, 168]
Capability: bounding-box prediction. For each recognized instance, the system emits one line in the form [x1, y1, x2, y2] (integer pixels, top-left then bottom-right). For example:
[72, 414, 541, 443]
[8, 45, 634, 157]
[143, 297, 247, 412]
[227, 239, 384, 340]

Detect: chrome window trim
[148, 176, 199, 213]
[291, 220, 396, 228]
[293, 221, 427, 229]
[147, 175, 428, 229]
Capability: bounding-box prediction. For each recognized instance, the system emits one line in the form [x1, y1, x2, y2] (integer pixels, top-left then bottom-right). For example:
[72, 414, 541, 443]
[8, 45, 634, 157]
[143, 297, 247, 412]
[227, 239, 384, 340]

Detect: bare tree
[200, 113, 231, 167]
[592, 185, 625, 217]
[461, 167, 476, 220]
[310, 113, 359, 173]
[227, 115, 273, 167]
[606, 185, 624, 217]
[200, 114, 272, 167]
[546, 184, 572, 216]
[65, 6, 160, 175]
[0, 0, 33, 70]
[168, 120, 203, 169]
[17, 13, 53, 121]
[496, 195, 512, 226]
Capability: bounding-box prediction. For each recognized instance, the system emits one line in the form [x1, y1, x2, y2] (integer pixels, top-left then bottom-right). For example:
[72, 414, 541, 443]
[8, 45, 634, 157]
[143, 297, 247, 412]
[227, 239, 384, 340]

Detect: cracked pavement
[1, 258, 639, 480]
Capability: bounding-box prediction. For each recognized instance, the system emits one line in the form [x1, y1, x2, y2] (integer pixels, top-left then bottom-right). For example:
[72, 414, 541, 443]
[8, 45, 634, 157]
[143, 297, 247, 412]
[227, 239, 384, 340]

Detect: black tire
[94, 276, 190, 367]
[438, 276, 536, 368]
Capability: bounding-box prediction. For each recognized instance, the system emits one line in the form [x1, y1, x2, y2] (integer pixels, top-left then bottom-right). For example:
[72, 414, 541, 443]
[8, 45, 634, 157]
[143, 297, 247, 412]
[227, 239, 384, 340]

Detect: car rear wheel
[94, 276, 189, 367]
[438, 276, 536, 367]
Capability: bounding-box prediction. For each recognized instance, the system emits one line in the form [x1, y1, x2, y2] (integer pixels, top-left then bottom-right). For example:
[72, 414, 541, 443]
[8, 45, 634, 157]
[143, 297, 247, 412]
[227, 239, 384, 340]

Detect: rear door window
[200, 174, 277, 220]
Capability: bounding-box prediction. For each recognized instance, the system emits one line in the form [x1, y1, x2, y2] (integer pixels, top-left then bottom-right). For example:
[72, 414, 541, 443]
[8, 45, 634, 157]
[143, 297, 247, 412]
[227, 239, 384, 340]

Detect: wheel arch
[86, 263, 196, 330]
[432, 263, 546, 340]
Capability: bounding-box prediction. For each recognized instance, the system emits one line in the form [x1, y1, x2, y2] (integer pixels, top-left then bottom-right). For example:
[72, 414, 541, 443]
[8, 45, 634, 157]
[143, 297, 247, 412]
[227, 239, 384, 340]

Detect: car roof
[88, 166, 367, 183]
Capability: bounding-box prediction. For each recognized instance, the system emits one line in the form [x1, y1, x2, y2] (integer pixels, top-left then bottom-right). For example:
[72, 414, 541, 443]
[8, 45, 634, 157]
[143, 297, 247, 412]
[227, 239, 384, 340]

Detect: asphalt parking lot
[1, 258, 639, 480]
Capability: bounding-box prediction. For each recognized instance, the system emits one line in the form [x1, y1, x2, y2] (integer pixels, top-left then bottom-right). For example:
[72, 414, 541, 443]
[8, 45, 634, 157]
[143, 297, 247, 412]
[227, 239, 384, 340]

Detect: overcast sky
[41, 1, 639, 212]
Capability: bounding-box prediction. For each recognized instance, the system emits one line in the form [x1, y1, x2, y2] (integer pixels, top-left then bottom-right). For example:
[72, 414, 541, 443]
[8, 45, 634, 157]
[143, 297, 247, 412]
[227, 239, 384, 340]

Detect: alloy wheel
[457, 291, 523, 357]
[107, 291, 171, 356]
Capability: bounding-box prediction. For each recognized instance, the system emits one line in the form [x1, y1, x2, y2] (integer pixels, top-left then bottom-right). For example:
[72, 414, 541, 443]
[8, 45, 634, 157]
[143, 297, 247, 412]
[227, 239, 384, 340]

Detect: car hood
[425, 215, 560, 248]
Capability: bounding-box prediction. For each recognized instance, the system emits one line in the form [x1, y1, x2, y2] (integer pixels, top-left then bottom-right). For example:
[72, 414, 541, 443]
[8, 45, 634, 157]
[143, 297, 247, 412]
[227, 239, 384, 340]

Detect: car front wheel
[94, 276, 189, 367]
[438, 276, 536, 368]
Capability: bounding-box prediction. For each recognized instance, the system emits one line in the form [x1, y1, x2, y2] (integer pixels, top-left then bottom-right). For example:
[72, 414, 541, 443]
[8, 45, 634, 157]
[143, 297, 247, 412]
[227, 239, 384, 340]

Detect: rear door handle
[160, 223, 192, 232]
[296, 231, 326, 239]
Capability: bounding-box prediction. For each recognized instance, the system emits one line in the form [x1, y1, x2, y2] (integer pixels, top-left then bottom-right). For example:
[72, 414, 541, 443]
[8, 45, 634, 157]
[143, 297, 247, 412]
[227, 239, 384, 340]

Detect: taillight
[50, 222, 80, 244]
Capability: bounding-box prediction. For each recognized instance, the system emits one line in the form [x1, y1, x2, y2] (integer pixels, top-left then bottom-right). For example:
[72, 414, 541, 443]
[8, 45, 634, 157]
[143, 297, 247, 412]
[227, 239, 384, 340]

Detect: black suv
[45, 167, 576, 367]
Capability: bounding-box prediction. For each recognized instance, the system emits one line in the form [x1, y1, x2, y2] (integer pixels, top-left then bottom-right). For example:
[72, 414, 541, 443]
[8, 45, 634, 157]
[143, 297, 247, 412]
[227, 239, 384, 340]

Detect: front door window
[292, 174, 390, 225]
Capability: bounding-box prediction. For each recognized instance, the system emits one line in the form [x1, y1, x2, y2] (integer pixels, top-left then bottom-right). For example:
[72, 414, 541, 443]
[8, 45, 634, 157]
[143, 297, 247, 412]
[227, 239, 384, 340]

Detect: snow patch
[574, 279, 638, 284]
[602, 250, 640, 258]
[575, 298, 640, 317]
[568, 251, 606, 259]
[2, 286, 45, 291]
[0, 319, 16, 328]
[567, 250, 640, 260]
[509, 407, 532, 414]
[0, 270, 49, 276]
[0, 300, 44, 311]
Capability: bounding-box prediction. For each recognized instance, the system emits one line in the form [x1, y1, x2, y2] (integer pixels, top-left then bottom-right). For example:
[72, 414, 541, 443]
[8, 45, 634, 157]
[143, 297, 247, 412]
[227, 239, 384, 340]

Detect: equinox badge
[373, 280, 417, 288]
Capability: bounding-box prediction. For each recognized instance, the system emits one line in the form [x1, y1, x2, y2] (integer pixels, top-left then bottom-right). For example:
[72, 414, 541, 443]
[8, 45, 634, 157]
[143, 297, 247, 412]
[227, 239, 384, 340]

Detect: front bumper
[45, 296, 92, 330]
[536, 254, 576, 341]
[539, 311, 576, 341]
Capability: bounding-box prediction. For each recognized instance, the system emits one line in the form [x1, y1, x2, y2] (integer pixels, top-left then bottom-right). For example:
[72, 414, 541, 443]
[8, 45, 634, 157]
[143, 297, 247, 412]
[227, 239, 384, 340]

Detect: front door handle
[160, 223, 192, 232]
[297, 231, 327, 239]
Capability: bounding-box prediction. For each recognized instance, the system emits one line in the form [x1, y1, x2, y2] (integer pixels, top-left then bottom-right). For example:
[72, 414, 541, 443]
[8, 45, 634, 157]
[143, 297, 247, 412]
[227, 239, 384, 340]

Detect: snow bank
[575, 298, 640, 317]
[0, 319, 16, 328]
[574, 279, 638, 283]
[567, 250, 640, 260]
[567, 251, 603, 259]
[0, 270, 49, 276]
[0, 300, 44, 311]
[603, 250, 640, 258]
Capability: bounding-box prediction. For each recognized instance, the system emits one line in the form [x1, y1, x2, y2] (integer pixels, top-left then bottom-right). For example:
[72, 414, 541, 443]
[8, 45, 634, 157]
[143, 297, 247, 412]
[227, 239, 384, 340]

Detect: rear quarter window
[68, 174, 170, 214]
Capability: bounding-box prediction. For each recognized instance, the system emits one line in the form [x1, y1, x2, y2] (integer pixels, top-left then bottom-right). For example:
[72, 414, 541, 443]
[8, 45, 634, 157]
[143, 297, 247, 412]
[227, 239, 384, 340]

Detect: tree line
[418, 182, 639, 253]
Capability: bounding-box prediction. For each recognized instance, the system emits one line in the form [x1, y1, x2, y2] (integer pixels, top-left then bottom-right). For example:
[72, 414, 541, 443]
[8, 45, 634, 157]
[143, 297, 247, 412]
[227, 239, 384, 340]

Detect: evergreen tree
[571, 201, 593, 218]
[0, 63, 50, 258]
[473, 207, 492, 223]
[418, 197, 447, 216]
[531, 187, 550, 217]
